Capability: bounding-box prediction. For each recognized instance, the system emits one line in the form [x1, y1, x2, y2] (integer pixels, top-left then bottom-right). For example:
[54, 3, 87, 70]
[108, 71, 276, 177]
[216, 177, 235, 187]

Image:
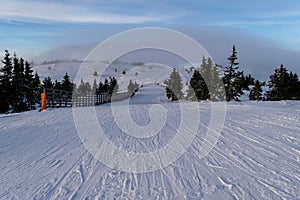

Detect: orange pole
[41, 92, 46, 111]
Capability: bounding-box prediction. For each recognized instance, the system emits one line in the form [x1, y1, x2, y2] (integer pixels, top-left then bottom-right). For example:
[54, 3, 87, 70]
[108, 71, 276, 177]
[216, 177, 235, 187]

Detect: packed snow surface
[1, 85, 300, 199]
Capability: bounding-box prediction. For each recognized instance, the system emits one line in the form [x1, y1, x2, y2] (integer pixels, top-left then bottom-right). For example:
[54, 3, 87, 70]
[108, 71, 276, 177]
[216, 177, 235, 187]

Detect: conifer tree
[0, 50, 13, 112]
[249, 80, 263, 100]
[164, 68, 183, 101]
[43, 77, 54, 89]
[77, 79, 87, 96]
[223, 45, 244, 101]
[92, 79, 98, 94]
[186, 69, 208, 101]
[85, 81, 92, 95]
[54, 80, 62, 90]
[0, 51, 40, 112]
[98, 81, 104, 94]
[32, 72, 41, 104]
[267, 65, 300, 100]
[103, 79, 109, 93]
[127, 79, 136, 93]
[109, 77, 118, 95]
[23, 61, 35, 110]
[267, 64, 289, 100]
[11, 54, 26, 112]
[61, 73, 73, 91]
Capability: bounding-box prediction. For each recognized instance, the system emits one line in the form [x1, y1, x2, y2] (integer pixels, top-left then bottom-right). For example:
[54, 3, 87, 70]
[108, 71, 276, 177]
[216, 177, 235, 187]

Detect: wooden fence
[45, 88, 133, 108]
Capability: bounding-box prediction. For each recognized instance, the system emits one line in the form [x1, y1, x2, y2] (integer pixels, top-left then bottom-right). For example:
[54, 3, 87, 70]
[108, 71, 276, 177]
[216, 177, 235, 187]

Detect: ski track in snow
[0, 85, 300, 199]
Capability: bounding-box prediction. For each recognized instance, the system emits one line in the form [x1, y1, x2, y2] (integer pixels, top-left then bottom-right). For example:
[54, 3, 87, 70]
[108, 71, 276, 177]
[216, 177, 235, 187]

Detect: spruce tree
[103, 79, 109, 93]
[127, 79, 136, 93]
[23, 61, 35, 110]
[109, 77, 119, 95]
[249, 80, 263, 100]
[61, 73, 73, 91]
[223, 45, 244, 101]
[267, 64, 290, 100]
[32, 72, 41, 104]
[186, 69, 208, 101]
[98, 81, 104, 94]
[287, 72, 299, 99]
[54, 80, 62, 90]
[92, 79, 98, 94]
[77, 79, 87, 96]
[0, 50, 13, 112]
[164, 68, 183, 101]
[0, 51, 40, 112]
[11, 54, 26, 112]
[85, 81, 92, 95]
[43, 77, 54, 89]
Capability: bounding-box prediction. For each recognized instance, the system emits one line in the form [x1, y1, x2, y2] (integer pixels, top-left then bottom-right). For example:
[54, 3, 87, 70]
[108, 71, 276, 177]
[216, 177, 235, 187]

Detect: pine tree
[0, 50, 13, 112]
[32, 72, 41, 104]
[109, 77, 118, 95]
[134, 82, 139, 91]
[249, 80, 263, 100]
[164, 68, 183, 101]
[11, 54, 26, 112]
[92, 79, 98, 94]
[77, 79, 87, 96]
[98, 81, 104, 94]
[43, 77, 54, 89]
[287, 72, 299, 99]
[186, 69, 208, 101]
[23, 61, 35, 110]
[206, 58, 225, 101]
[103, 79, 109, 93]
[85, 82, 92, 95]
[127, 79, 136, 93]
[223, 45, 244, 101]
[0, 51, 40, 112]
[61, 73, 73, 91]
[245, 74, 255, 87]
[267, 64, 290, 100]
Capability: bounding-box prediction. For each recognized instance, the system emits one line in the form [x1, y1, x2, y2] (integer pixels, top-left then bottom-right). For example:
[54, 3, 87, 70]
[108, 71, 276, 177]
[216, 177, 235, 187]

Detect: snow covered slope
[33, 61, 191, 92]
[0, 85, 299, 199]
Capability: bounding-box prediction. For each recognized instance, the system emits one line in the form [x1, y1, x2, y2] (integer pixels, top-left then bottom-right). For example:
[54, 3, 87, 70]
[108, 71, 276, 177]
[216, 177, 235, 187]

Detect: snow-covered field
[1, 85, 299, 199]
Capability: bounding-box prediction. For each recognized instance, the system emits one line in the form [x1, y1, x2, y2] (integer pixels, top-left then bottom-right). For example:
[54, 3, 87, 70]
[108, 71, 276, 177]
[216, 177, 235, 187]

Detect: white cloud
[0, 0, 165, 24]
[218, 20, 300, 26]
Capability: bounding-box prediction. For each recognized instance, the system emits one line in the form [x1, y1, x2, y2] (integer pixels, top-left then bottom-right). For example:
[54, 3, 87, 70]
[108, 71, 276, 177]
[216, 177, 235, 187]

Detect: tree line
[165, 45, 300, 101]
[1, 47, 299, 113]
[0, 50, 41, 113]
[42, 75, 138, 97]
[0, 50, 140, 113]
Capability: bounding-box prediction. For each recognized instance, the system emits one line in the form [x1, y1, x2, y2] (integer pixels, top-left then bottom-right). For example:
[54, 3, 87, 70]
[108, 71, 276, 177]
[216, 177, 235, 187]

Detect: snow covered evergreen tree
[164, 68, 183, 101]
[127, 79, 136, 93]
[249, 80, 263, 100]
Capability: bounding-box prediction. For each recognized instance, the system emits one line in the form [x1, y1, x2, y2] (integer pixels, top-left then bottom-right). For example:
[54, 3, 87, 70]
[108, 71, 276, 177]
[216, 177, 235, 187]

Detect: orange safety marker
[40, 91, 47, 111]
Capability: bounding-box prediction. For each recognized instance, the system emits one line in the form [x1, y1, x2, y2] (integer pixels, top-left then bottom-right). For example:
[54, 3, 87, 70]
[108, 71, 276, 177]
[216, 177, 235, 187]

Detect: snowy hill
[33, 61, 191, 92]
[0, 85, 299, 199]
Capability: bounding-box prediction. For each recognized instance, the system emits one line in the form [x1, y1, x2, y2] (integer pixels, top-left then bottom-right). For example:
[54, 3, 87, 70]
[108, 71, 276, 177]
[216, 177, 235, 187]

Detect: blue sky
[0, 0, 300, 79]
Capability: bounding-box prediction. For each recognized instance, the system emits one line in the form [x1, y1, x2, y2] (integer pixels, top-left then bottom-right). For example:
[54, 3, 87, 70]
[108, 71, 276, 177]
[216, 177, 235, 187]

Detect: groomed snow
[0, 85, 299, 199]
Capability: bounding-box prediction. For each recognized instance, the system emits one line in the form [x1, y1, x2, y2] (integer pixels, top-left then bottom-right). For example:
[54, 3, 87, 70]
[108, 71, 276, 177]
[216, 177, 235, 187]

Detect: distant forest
[1, 46, 300, 113]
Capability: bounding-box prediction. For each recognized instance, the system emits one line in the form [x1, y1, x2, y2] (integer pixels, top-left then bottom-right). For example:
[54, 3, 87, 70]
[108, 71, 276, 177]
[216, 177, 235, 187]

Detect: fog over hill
[33, 26, 300, 81]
